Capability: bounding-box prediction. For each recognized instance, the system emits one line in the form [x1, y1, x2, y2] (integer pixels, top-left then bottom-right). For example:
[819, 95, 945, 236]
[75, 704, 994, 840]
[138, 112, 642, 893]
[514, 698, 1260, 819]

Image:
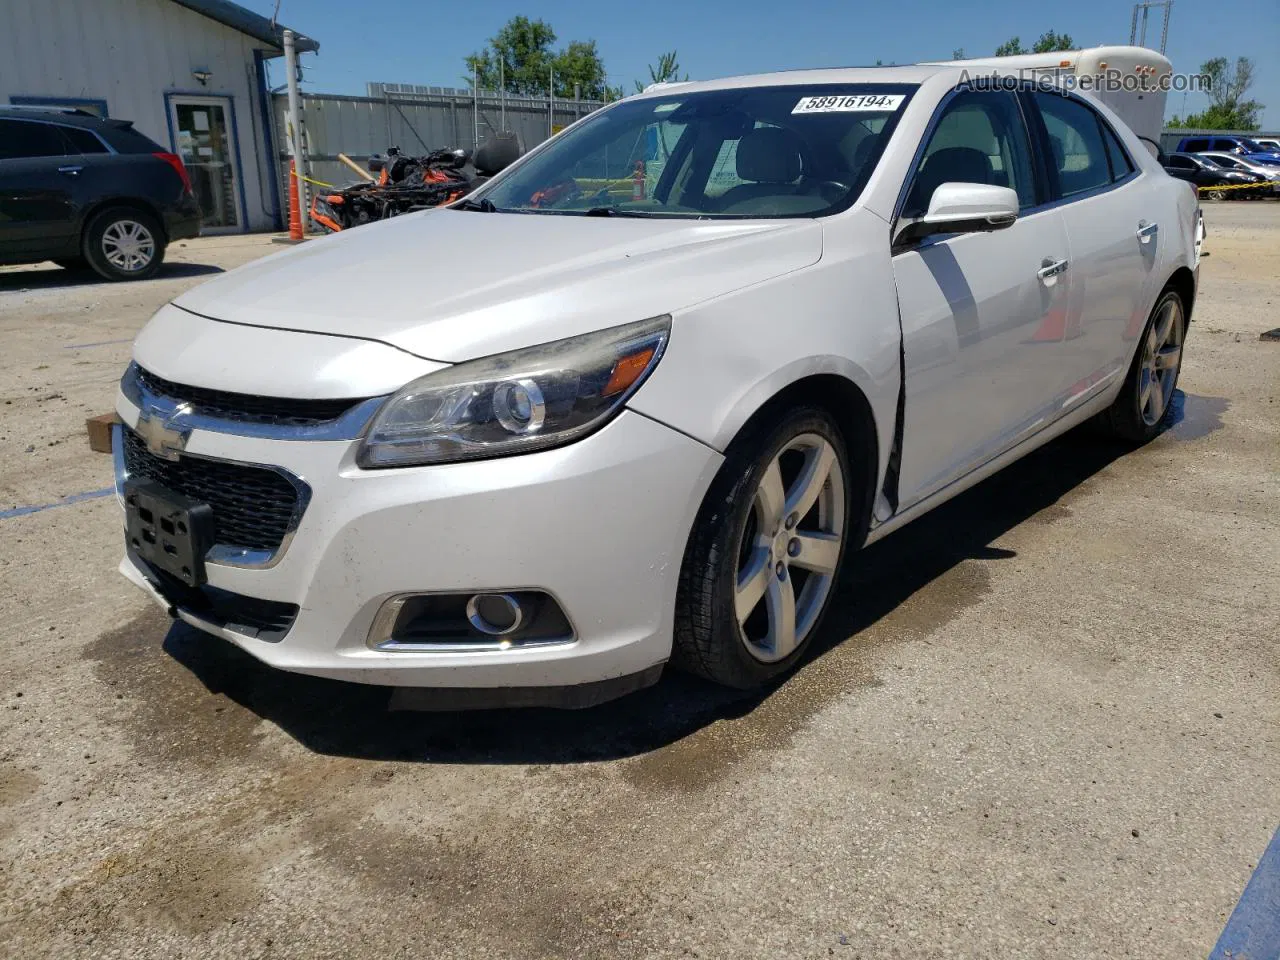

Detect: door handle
[1038, 257, 1069, 282]
[1137, 221, 1159, 243]
[57, 165, 83, 176]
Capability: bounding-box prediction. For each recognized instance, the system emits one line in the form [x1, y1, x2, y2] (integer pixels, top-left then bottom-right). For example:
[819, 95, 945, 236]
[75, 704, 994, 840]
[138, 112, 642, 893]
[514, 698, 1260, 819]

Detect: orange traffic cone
[288, 159, 304, 241]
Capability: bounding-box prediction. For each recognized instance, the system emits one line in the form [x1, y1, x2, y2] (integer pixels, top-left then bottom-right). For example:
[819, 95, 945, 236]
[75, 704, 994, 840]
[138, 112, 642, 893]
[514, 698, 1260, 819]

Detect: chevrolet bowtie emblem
[135, 402, 192, 461]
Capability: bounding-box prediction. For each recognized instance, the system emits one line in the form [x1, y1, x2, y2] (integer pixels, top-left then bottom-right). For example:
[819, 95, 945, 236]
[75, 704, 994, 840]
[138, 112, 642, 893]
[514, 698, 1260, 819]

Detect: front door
[0, 118, 79, 257]
[168, 96, 242, 232]
[891, 89, 1074, 508]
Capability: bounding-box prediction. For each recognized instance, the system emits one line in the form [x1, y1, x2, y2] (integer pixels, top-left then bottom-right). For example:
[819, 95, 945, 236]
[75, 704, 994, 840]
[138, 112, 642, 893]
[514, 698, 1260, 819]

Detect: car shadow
[0, 261, 223, 291]
[159, 416, 1159, 765]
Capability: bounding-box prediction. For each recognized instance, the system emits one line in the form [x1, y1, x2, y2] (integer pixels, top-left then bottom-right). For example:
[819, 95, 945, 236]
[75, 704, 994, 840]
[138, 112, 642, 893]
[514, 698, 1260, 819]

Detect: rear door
[0, 119, 80, 257]
[1029, 92, 1157, 403]
[891, 89, 1073, 506]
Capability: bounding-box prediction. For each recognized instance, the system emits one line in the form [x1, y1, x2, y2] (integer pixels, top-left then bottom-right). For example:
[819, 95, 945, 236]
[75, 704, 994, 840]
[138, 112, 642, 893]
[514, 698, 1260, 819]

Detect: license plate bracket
[123, 477, 214, 587]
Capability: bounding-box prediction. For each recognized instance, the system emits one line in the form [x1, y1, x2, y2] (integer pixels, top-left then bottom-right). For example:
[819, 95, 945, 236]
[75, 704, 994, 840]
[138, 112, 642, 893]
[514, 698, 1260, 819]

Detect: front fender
[627, 210, 902, 497]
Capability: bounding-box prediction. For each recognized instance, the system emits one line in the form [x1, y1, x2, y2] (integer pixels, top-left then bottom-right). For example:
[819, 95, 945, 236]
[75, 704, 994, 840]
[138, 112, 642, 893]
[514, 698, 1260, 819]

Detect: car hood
[173, 209, 824, 363]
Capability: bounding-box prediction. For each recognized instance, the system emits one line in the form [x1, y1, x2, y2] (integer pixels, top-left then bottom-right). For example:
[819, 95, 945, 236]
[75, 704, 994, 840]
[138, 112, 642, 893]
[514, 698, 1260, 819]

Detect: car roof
[632, 64, 954, 98]
[0, 107, 119, 129]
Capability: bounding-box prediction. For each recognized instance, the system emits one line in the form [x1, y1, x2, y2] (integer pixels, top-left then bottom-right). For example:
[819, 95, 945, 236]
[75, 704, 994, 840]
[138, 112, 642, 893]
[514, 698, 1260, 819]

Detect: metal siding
[1, 0, 278, 231]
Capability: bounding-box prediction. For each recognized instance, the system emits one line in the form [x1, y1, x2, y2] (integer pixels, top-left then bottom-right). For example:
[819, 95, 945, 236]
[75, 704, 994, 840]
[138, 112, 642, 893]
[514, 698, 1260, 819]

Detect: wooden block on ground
[86, 413, 120, 454]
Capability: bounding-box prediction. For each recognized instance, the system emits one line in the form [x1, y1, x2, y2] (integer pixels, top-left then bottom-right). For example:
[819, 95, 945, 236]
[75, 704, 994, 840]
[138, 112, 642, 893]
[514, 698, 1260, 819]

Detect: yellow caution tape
[290, 168, 336, 189]
[1196, 180, 1276, 194]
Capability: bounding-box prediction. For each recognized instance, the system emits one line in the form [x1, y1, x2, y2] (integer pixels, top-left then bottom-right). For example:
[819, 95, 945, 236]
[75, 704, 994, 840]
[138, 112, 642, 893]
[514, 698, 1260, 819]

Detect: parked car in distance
[0, 107, 200, 281]
[1198, 151, 1280, 189]
[1253, 137, 1280, 153]
[1162, 152, 1270, 200]
[115, 66, 1201, 706]
[1174, 134, 1280, 165]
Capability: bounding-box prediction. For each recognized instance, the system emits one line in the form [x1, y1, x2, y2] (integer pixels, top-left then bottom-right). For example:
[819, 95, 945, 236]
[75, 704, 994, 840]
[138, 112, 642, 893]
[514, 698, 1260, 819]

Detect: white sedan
[114, 65, 1200, 706]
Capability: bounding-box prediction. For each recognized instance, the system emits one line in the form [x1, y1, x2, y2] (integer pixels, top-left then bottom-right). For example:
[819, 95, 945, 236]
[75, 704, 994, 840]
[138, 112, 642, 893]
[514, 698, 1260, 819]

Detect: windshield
[474, 84, 916, 219]
[1239, 138, 1265, 152]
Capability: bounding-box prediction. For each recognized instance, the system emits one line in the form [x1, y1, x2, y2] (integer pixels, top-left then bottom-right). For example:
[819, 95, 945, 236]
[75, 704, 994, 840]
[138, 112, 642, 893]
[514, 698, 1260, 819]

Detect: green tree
[634, 50, 688, 93]
[1033, 30, 1075, 53]
[952, 47, 966, 60]
[1181, 56, 1264, 129]
[553, 39, 610, 100]
[465, 16, 611, 100]
[994, 37, 1026, 57]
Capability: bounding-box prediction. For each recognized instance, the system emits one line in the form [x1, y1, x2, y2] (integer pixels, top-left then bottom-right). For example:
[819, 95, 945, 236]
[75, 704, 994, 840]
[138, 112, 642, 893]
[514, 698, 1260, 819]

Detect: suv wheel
[83, 207, 165, 281]
[673, 406, 852, 689]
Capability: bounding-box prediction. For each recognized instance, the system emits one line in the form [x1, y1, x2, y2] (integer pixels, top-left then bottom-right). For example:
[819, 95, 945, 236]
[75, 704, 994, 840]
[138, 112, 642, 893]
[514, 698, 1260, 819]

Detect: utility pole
[473, 64, 479, 151]
[548, 67, 555, 137]
[1129, 0, 1173, 54]
[283, 28, 308, 230]
[499, 57, 506, 132]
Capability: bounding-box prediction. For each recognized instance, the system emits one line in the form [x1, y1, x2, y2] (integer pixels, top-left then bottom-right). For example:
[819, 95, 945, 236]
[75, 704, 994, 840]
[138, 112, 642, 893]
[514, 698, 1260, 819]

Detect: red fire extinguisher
[632, 160, 646, 202]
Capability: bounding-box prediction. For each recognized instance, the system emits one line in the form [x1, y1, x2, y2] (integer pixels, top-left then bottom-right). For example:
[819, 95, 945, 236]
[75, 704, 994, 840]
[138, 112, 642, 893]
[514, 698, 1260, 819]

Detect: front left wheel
[673, 406, 853, 689]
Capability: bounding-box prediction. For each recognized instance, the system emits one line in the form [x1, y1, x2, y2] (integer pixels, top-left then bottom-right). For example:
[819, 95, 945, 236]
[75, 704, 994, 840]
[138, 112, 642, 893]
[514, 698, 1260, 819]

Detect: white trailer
[929, 46, 1174, 156]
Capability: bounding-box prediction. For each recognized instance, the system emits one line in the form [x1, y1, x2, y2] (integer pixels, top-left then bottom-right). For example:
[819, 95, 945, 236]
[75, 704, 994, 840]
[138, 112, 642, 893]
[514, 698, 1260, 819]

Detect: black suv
[0, 108, 201, 281]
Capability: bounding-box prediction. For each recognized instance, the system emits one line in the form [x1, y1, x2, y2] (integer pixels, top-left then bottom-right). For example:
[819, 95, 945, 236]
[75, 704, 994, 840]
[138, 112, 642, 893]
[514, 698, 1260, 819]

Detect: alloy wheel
[1138, 296, 1184, 426]
[101, 219, 156, 273]
[733, 433, 845, 663]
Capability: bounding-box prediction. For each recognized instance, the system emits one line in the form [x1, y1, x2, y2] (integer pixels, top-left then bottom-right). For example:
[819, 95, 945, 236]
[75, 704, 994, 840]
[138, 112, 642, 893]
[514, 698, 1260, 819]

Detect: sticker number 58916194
[792, 94, 905, 114]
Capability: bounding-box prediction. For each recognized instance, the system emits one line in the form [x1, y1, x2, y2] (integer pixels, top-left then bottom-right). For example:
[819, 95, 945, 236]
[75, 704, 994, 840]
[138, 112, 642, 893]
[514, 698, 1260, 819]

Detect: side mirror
[895, 182, 1019, 246]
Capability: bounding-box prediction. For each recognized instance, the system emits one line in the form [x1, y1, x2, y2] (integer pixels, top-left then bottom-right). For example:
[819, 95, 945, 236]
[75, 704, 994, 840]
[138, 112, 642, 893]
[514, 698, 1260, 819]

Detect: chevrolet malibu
[115, 65, 1200, 706]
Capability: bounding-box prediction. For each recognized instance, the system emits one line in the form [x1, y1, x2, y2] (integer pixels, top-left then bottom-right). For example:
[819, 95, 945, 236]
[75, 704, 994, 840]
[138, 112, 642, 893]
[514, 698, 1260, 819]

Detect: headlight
[358, 315, 670, 468]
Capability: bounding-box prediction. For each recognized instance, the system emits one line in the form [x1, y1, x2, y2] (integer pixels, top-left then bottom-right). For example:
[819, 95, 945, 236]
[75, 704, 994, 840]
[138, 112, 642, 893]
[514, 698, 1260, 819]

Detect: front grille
[135, 366, 366, 427]
[135, 551, 299, 642]
[122, 427, 302, 553]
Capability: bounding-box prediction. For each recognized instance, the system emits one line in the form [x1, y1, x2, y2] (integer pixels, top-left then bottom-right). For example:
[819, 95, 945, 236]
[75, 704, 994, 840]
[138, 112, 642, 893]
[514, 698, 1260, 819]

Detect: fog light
[466, 593, 524, 636]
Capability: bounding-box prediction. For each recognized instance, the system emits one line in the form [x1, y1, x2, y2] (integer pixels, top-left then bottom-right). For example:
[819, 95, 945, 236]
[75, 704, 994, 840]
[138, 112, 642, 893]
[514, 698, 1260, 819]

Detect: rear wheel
[1203, 188, 1226, 202]
[1097, 288, 1186, 443]
[673, 407, 852, 689]
[83, 207, 164, 281]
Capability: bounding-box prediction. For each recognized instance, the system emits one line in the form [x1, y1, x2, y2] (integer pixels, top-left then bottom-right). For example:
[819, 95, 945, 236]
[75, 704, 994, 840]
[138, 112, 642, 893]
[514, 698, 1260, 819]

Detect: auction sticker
[792, 93, 905, 114]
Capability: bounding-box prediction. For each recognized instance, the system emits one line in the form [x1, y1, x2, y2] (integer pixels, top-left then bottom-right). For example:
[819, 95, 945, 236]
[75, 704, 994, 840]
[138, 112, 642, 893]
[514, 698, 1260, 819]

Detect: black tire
[53, 257, 88, 271]
[1097, 287, 1187, 443]
[672, 406, 854, 689]
[82, 207, 165, 282]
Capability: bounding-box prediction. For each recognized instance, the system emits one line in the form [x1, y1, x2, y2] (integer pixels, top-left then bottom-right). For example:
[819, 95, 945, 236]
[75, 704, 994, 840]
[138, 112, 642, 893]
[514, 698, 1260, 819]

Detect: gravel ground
[0, 205, 1276, 959]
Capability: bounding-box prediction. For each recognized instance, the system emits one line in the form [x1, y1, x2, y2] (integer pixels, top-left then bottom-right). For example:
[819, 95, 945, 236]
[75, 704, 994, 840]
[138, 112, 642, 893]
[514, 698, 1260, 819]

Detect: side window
[904, 90, 1035, 216]
[58, 126, 109, 154]
[0, 119, 70, 160]
[1034, 93, 1111, 198]
[1184, 138, 1209, 153]
[1167, 155, 1193, 170]
[1099, 120, 1134, 181]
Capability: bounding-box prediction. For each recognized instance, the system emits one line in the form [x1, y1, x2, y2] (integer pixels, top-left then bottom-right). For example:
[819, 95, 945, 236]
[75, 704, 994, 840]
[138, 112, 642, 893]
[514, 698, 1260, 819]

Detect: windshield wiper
[582, 206, 652, 217]
[454, 197, 498, 212]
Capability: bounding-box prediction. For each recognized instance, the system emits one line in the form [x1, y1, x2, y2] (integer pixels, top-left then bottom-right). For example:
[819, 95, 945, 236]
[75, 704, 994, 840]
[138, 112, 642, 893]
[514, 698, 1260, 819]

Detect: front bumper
[115, 396, 722, 690]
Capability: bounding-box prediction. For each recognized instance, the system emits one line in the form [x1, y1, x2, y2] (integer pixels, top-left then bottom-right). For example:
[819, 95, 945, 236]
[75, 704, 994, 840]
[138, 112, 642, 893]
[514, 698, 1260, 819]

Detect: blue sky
[248, 0, 1280, 127]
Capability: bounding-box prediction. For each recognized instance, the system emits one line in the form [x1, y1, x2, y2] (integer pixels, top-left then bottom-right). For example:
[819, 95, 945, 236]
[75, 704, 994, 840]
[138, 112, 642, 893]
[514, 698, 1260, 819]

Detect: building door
[168, 96, 242, 232]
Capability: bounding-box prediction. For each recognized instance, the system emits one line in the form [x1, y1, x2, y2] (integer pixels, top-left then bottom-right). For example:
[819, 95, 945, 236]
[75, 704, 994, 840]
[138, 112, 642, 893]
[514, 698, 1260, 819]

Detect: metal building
[0, 0, 317, 232]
